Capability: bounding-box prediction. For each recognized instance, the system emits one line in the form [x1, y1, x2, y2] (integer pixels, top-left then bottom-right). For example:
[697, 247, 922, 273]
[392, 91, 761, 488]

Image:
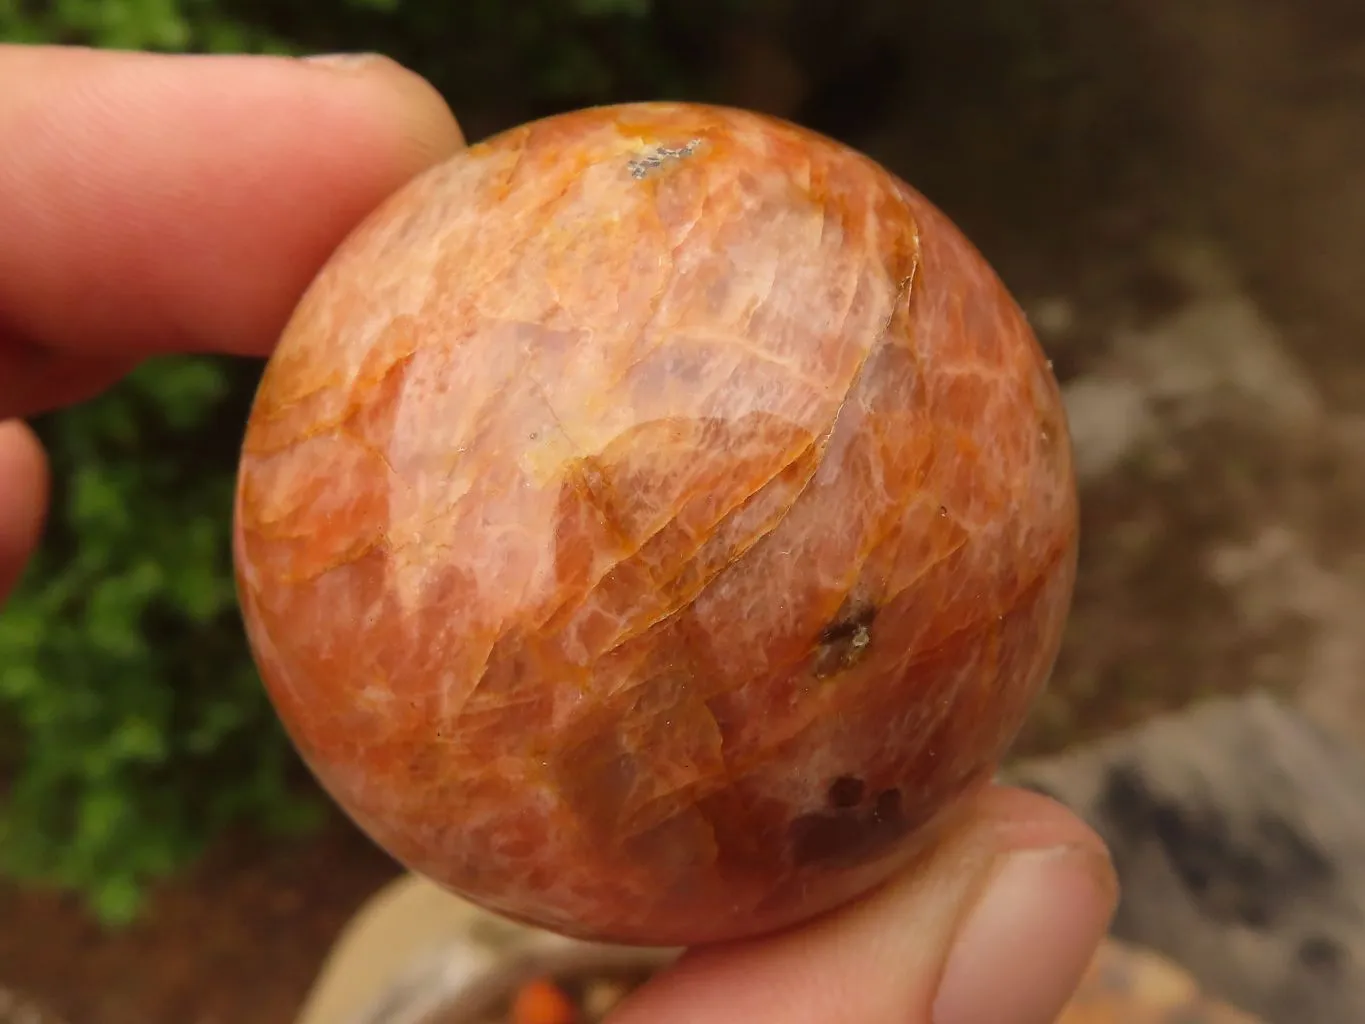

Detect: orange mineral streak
[234, 103, 1078, 946]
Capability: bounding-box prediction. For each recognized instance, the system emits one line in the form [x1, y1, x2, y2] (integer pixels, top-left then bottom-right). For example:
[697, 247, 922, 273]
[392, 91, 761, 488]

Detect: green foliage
[0, 0, 693, 111]
[0, 357, 323, 925]
[0, 0, 281, 52]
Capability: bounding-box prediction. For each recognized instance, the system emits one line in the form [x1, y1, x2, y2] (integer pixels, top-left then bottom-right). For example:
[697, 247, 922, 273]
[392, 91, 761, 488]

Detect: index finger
[0, 45, 463, 366]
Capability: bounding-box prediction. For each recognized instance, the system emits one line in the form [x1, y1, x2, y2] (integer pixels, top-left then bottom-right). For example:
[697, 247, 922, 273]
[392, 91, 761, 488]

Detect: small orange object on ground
[511, 977, 577, 1024]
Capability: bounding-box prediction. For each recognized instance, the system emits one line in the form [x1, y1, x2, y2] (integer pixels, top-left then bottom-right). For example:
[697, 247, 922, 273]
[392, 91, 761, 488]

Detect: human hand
[0, 43, 462, 599]
[0, 45, 1117, 1024]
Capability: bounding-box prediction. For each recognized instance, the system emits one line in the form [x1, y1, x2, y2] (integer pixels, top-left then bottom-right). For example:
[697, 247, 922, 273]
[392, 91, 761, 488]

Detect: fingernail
[303, 52, 392, 72]
[933, 844, 1117, 1024]
[303, 53, 465, 163]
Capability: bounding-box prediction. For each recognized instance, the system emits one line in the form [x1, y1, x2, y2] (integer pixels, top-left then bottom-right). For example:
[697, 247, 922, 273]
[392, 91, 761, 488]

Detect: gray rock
[1011, 692, 1365, 1024]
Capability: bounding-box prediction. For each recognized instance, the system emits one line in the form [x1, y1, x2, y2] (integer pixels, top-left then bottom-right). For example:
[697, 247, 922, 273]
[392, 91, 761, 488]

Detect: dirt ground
[3, 2, 1364, 1021]
[0, 821, 397, 1024]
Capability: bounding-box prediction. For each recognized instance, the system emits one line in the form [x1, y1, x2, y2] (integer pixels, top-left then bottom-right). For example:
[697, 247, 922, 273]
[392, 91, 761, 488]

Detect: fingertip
[610, 785, 1116, 1024]
[301, 52, 466, 175]
[968, 784, 1115, 862]
[0, 419, 49, 604]
[933, 836, 1116, 1024]
[0, 47, 467, 360]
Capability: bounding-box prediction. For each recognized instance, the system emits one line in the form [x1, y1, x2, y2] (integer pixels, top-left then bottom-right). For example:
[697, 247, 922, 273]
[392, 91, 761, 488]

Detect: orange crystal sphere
[233, 102, 1078, 946]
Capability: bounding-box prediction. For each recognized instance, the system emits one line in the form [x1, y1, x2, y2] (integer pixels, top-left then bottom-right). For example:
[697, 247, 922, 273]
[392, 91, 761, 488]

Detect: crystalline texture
[233, 103, 1079, 946]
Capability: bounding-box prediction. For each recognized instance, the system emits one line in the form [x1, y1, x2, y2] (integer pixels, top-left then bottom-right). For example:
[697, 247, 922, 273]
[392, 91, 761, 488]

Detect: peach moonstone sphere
[233, 102, 1078, 946]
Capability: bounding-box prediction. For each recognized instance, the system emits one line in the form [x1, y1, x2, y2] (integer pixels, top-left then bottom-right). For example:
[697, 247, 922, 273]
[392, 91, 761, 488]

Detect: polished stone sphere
[233, 102, 1078, 946]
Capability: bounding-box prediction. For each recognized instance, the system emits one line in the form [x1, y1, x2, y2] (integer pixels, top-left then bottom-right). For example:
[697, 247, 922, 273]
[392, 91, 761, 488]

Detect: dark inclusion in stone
[813, 603, 877, 678]
[789, 783, 909, 867]
[827, 775, 866, 809]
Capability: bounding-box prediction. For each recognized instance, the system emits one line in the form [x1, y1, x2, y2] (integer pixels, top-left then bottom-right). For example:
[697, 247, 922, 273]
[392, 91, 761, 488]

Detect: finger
[611, 786, 1117, 1024]
[0, 419, 49, 606]
[0, 343, 136, 420]
[0, 45, 463, 372]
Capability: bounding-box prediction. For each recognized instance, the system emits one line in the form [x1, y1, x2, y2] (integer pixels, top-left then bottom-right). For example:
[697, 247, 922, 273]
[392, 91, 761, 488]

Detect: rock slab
[1013, 692, 1365, 1024]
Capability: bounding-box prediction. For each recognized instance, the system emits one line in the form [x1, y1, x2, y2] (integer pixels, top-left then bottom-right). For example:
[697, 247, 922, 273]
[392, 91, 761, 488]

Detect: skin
[0, 45, 1117, 1024]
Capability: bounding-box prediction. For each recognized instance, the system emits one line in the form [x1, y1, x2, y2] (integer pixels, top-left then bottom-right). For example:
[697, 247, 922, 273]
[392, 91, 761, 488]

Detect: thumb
[610, 785, 1117, 1024]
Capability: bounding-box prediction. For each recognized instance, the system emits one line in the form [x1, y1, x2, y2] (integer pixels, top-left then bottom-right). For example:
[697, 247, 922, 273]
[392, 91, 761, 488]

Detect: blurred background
[2, 1, 1364, 1022]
